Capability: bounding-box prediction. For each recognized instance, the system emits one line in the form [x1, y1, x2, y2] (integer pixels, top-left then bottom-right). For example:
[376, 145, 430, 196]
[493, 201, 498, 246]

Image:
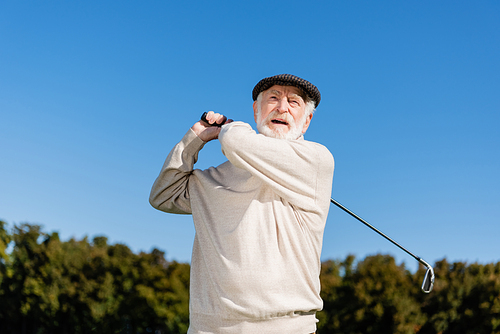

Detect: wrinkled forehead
[262, 85, 307, 101]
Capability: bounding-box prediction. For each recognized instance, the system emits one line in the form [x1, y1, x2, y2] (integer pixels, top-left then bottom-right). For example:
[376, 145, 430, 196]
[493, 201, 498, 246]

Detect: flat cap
[252, 74, 321, 107]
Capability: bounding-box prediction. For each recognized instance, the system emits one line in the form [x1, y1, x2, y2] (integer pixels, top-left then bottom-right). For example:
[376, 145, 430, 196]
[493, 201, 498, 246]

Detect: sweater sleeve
[218, 121, 334, 212]
[149, 128, 206, 214]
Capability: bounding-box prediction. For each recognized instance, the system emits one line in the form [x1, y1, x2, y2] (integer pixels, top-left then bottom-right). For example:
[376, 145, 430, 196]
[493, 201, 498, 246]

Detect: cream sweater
[150, 121, 334, 334]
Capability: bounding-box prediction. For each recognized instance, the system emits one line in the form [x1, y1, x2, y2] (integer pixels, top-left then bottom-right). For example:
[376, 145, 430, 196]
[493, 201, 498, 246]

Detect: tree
[419, 259, 500, 334]
[0, 223, 190, 334]
[318, 254, 425, 334]
[317, 255, 351, 333]
[0, 221, 13, 330]
[0, 220, 11, 266]
[3, 222, 500, 334]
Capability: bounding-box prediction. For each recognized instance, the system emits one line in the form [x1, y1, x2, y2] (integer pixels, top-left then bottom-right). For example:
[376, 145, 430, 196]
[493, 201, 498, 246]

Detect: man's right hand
[191, 111, 231, 142]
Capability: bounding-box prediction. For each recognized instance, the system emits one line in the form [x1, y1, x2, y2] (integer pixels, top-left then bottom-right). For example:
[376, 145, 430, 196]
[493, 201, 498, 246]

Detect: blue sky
[1, 1, 499, 271]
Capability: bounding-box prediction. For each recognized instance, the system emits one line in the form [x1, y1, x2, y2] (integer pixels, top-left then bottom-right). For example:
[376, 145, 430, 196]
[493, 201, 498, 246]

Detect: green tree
[122, 249, 190, 333]
[419, 259, 500, 334]
[0, 223, 191, 334]
[319, 254, 425, 334]
[0, 221, 13, 330]
[8, 222, 500, 334]
[0, 220, 11, 265]
[317, 255, 352, 333]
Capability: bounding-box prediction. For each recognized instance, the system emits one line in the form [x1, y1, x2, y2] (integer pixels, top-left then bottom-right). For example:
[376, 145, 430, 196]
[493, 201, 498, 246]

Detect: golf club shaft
[330, 198, 429, 268]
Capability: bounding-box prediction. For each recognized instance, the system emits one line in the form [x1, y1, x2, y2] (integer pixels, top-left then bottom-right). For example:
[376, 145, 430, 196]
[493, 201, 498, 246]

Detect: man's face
[253, 85, 313, 140]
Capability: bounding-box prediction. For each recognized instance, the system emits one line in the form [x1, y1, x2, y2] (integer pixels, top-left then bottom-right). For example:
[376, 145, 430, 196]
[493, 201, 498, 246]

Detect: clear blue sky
[1, 1, 499, 271]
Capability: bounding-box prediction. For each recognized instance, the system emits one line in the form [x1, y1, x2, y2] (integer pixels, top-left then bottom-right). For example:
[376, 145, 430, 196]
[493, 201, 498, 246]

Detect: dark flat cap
[252, 74, 321, 107]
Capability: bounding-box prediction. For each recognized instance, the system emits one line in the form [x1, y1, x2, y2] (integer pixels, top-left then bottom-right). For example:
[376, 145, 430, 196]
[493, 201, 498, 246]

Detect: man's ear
[253, 100, 259, 123]
[302, 112, 313, 134]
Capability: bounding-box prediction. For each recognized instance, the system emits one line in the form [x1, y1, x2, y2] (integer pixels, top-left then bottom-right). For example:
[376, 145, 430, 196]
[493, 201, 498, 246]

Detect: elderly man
[150, 74, 334, 334]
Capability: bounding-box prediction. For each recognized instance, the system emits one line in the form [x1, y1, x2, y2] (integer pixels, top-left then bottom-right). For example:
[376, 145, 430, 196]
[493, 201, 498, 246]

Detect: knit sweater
[149, 121, 334, 334]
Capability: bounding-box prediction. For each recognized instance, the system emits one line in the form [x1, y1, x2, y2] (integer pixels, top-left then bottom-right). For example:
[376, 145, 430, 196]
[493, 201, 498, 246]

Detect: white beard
[256, 109, 308, 140]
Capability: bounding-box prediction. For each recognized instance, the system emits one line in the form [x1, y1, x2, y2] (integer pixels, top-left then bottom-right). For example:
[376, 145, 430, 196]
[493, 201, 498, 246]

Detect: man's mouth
[271, 119, 289, 125]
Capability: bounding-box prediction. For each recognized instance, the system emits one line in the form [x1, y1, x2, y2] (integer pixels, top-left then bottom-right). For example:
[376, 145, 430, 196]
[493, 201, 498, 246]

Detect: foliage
[0, 222, 189, 334]
[318, 254, 425, 334]
[317, 255, 500, 334]
[417, 259, 500, 334]
[1, 221, 500, 334]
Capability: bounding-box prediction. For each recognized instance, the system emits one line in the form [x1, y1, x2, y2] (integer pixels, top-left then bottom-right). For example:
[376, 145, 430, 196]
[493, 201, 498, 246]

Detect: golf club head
[421, 267, 435, 293]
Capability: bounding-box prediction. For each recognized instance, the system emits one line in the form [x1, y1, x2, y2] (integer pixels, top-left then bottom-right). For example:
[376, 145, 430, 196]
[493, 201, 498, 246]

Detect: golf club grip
[201, 112, 223, 127]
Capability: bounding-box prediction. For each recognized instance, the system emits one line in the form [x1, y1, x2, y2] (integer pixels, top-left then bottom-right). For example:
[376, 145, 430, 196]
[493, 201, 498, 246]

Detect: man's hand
[191, 111, 232, 142]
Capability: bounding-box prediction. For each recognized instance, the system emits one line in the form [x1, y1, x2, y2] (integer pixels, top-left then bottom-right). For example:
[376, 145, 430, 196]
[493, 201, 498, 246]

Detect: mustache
[263, 110, 295, 125]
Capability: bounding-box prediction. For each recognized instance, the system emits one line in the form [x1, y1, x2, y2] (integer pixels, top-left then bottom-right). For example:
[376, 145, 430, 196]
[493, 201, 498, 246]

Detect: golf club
[331, 198, 435, 293]
[199, 112, 434, 292]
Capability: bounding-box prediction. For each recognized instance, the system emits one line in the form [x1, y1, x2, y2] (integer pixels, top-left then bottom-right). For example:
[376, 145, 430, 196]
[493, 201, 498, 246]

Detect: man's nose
[276, 98, 289, 113]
